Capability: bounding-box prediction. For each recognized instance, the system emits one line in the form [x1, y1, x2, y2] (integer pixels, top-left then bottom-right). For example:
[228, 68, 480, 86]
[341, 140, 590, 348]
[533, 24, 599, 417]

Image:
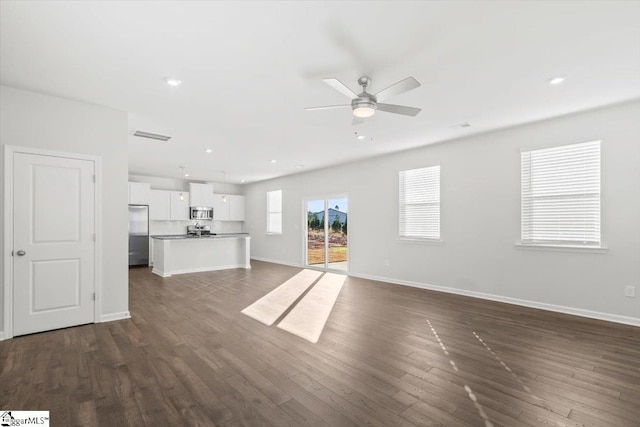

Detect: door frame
[302, 193, 349, 273]
[2, 145, 103, 340]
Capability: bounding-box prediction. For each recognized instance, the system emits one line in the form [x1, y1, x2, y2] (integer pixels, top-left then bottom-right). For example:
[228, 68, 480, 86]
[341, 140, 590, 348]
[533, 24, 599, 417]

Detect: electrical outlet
[624, 286, 636, 298]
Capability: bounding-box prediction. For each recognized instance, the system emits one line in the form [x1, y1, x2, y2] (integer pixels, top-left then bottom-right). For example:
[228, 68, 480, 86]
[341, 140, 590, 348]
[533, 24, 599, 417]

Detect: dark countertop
[151, 233, 250, 240]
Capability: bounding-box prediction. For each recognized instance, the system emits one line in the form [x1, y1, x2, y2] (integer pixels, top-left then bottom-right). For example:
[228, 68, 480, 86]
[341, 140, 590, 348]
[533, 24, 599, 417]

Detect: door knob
[16, 250, 26, 256]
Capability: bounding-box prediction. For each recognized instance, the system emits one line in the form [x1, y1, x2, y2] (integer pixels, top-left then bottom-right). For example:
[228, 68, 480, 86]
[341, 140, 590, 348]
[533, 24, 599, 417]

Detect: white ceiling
[2, 1, 639, 184]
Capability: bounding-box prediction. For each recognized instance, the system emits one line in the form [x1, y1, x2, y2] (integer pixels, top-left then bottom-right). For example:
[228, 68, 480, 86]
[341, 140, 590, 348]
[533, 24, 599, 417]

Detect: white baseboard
[246, 258, 640, 327]
[251, 256, 303, 268]
[153, 264, 250, 278]
[100, 311, 131, 323]
[349, 272, 640, 327]
[152, 267, 170, 277]
[0, 316, 131, 339]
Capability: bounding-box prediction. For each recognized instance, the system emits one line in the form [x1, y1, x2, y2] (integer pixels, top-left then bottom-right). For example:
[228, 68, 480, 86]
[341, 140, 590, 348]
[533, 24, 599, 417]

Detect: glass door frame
[302, 193, 349, 273]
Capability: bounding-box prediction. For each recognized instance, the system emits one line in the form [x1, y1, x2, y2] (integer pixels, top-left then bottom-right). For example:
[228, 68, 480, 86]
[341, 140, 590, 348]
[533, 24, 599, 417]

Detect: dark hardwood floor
[1, 261, 639, 426]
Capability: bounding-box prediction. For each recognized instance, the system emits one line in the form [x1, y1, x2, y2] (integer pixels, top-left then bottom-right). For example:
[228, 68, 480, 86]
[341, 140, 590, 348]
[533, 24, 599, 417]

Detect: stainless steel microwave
[190, 206, 213, 220]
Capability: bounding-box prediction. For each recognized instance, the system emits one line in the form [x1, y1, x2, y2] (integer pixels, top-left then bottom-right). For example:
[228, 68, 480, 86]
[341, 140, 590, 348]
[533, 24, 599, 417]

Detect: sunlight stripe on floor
[277, 272, 346, 343]
[241, 269, 322, 325]
[427, 320, 493, 427]
[473, 331, 541, 400]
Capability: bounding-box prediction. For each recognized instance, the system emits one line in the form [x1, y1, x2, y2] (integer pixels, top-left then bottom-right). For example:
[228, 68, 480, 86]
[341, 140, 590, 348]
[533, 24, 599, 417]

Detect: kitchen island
[151, 233, 251, 277]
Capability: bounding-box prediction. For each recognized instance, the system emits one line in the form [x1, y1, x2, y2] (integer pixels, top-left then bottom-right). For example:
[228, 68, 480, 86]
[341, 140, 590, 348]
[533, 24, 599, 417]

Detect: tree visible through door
[306, 197, 348, 271]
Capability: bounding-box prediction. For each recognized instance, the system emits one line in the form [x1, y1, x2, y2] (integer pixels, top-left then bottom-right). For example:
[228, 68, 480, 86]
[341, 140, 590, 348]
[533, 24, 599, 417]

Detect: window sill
[397, 238, 444, 245]
[515, 242, 608, 254]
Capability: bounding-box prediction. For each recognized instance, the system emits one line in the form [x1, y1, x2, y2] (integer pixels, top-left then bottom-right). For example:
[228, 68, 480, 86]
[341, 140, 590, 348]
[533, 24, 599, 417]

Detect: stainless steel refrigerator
[129, 205, 149, 266]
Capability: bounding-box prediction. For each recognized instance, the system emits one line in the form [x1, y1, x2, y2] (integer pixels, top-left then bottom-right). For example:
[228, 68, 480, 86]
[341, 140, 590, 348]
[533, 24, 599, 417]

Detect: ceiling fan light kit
[306, 75, 421, 123]
[353, 103, 376, 118]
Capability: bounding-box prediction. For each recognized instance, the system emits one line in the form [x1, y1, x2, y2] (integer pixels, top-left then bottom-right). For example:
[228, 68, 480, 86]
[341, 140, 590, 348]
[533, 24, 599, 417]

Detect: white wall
[244, 101, 640, 325]
[1, 85, 130, 335]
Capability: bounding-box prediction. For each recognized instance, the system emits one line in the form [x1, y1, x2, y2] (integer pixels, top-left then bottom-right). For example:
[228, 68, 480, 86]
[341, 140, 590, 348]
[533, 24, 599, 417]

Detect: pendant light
[222, 171, 228, 203]
[179, 166, 186, 201]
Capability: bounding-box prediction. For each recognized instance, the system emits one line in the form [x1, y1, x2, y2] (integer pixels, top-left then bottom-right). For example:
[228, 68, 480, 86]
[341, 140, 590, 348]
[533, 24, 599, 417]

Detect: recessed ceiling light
[240, 179, 246, 183]
[164, 77, 182, 87]
[294, 164, 305, 168]
[270, 159, 277, 163]
[184, 173, 190, 177]
[204, 148, 213, 153]
[548, 76, 566, 85]
[357, 135, 367, 140]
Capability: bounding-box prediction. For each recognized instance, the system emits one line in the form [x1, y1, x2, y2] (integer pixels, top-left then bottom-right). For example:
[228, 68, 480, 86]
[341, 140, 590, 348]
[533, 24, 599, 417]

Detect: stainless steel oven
[190, 206, 213, 220]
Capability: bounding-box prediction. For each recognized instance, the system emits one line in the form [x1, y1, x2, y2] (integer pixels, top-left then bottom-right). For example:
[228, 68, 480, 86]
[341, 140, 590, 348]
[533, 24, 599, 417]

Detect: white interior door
[12, 152, 96, 336]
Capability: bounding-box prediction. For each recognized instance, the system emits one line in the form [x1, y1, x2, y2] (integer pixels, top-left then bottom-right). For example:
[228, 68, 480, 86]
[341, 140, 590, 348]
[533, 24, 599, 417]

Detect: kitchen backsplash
[150, 219, 243, 236]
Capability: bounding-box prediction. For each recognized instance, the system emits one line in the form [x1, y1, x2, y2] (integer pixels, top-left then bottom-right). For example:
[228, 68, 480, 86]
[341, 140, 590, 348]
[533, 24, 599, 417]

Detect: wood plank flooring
[1, 260, 639, 426]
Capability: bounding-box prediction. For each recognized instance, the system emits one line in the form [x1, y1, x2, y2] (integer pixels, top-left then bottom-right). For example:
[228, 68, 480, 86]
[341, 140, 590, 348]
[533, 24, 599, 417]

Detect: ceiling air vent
[133, 130, 172, 141]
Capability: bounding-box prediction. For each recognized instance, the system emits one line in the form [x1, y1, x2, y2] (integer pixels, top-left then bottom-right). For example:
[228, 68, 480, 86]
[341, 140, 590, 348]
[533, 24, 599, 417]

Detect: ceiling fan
[305, 76, 421, 124]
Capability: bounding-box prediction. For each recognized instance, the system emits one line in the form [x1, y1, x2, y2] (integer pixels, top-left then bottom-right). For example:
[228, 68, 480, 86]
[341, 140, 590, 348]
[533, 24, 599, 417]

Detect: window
[521, 141, 601, 246]
[266, 190, 282, 234]
[399, 165, 440, 240]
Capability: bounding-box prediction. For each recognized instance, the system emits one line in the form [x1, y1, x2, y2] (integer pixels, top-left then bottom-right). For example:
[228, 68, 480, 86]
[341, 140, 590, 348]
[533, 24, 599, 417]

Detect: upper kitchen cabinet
[189, 183, 214, 207]
[128, 182, 151, 205]
[170, 191, 190, 220]
[150, 190, 170, 220]
[213, 194, 245, 221]
[151, 189, 190, 221]
[213, 194, 230, 221]
[229, 195, 245, 221]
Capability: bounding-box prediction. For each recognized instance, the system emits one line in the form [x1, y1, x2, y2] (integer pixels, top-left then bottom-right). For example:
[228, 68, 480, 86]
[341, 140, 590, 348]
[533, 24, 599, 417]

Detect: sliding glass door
[305, 196, 348, 271]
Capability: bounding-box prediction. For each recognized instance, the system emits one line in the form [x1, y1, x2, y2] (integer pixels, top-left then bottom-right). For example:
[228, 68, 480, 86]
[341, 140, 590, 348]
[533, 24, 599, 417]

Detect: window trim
[515, 242, 608, 254]
[397, 237, 444, 245]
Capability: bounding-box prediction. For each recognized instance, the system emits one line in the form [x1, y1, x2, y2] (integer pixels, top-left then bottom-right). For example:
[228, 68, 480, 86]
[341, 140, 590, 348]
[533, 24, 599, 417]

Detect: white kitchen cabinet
[229, 195, 245, 221]
[149, 190, 170, 220]
[213, 194, 245, 221]
[151, 190, 191, 221]
[213, 194, 229, 221]
[189, 183, 214, 207]
[128, 182, 151, 205]
[170, 191, 190, 220]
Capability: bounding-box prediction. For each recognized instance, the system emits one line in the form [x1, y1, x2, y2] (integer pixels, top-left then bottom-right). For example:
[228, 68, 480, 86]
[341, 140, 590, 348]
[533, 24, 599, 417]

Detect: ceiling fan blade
[304, 104, 351, 111]
[376, 103, 421, 116]
[352, 116, 365, 125]
[374, 77, 420, 102]
[322, 78, 358, 99]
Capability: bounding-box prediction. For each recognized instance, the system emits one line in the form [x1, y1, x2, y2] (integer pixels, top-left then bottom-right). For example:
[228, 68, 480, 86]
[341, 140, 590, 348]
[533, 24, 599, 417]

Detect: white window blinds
[399, 165, 441, 239]
[521, 141, 601, 246]
[267, 190, 282, 234]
